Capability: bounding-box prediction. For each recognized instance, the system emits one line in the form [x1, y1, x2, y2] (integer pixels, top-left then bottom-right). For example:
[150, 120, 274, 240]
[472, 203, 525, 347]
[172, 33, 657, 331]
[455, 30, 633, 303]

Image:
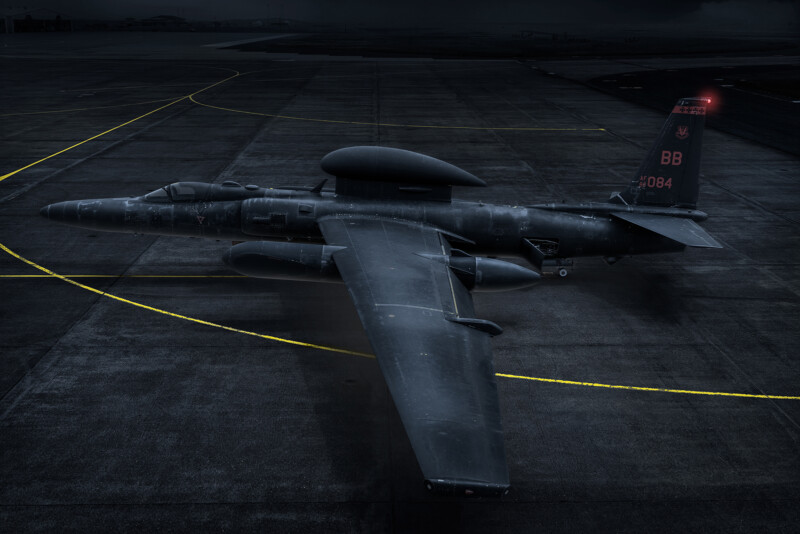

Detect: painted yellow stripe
[3, 242, 799, 399]
[495, 373, 800, 400]
[0, 98, 187, 182]
[2, 70, 796, 400]
[0, 274, 246, 278]
[0, 71, 241, 183]
[0, 242, 373, 359]
[189, 95, 606, 132]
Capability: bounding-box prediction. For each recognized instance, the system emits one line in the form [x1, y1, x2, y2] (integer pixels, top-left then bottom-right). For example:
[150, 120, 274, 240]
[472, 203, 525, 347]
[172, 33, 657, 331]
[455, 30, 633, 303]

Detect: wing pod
[223, 241, 344, 282]
[451, 256, 541, 292]
[420, 251, 540, 292]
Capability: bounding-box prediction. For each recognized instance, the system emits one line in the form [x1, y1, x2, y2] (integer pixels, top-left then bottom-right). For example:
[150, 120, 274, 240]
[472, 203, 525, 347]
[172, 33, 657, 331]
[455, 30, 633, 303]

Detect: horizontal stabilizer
[612, 212, 722, 248]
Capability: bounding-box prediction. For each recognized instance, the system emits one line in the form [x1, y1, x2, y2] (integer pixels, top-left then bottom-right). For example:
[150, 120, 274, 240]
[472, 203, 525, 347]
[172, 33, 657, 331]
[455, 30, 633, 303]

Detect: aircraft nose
[40, 201, 79, 223]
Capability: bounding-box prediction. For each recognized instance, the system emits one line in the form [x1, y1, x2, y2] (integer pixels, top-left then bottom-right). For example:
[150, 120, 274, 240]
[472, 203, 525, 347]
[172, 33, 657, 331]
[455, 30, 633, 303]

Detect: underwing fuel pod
[41, 98, 721, 497]
[223, 241, 540, 292]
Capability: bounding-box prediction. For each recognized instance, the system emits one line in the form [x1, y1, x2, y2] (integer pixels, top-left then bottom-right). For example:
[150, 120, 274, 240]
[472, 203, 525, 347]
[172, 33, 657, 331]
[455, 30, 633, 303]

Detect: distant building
[3, 8, 72, 33]
[141, 15, 189, 31]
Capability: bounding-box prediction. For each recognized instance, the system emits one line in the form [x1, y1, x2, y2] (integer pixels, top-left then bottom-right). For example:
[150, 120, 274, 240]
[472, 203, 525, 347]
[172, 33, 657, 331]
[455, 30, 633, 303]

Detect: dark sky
[3, 0, 798, 31]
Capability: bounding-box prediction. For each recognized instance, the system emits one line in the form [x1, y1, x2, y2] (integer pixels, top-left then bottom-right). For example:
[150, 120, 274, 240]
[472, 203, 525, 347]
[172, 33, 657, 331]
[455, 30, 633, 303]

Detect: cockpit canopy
[143, 181, 264, 203]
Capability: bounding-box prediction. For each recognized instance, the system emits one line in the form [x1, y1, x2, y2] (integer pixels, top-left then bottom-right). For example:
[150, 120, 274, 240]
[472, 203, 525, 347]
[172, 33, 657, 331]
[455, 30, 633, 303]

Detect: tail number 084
[638, 175, 673, 189]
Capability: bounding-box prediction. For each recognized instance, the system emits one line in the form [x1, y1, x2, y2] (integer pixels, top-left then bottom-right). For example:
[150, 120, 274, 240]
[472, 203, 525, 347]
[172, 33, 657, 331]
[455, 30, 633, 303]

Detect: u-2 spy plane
[41, 98, 720, 497]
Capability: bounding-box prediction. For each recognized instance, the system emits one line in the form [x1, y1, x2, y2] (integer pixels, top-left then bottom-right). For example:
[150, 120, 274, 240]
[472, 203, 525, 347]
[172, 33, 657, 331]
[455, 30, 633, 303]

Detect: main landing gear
[542, 259, 573, 278]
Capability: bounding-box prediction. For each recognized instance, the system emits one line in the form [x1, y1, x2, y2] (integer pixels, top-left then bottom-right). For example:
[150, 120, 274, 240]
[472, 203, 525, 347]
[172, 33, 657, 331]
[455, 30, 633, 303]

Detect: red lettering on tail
[638, 176, 673, 190]
[660, 151, 683, 166]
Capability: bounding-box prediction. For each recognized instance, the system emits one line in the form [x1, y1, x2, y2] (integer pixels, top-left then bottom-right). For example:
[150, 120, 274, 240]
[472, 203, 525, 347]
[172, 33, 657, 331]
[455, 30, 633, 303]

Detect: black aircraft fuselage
[40, 98, 721, 497]
[41, 185, 691, 263]
[41, 97, 720, 281]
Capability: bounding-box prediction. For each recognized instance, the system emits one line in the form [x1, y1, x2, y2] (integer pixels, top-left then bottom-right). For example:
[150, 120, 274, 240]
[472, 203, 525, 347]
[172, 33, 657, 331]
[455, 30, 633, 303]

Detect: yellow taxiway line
[495, 374, 800, 400]
[1, 242, 373, 359]
[2, 69, 797, 400]
[189, 94, 606, 132]
[0, 274, 246, 278]
[0, 71, 241, 183]
[3, 244, 798, 400]
[0, 98, 187, 182]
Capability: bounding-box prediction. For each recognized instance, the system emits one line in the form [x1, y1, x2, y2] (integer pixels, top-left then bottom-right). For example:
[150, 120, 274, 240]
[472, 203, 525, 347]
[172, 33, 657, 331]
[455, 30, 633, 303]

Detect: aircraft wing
[317, 216, 509, 496]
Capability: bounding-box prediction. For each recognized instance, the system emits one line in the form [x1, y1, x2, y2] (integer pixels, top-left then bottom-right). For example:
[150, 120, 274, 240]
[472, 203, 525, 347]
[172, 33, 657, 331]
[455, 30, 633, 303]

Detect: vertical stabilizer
[617, 97, 709, 209]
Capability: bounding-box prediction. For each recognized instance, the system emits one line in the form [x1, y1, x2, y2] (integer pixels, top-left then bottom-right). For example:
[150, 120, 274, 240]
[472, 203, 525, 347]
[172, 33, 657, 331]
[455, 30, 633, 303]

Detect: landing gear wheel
[541, 259, 573, 278]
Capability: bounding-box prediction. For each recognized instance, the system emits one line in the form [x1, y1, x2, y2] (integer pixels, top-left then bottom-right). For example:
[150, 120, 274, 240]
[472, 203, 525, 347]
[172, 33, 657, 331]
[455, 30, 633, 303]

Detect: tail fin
[615, 97, 710, 209]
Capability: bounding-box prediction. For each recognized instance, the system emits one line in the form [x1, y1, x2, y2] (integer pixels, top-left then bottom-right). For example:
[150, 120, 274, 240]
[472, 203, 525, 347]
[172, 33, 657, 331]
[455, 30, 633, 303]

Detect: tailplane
[614, 97, 710, 209]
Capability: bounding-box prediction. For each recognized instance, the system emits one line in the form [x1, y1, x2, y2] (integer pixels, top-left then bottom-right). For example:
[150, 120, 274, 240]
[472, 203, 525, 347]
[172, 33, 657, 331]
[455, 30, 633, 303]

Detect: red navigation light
[698, 88, 721, 114]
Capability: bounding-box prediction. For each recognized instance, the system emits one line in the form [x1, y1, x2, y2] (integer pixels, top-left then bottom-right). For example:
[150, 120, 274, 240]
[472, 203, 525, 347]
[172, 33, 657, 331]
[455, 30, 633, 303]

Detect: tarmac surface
[1, 33, 799, 532]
